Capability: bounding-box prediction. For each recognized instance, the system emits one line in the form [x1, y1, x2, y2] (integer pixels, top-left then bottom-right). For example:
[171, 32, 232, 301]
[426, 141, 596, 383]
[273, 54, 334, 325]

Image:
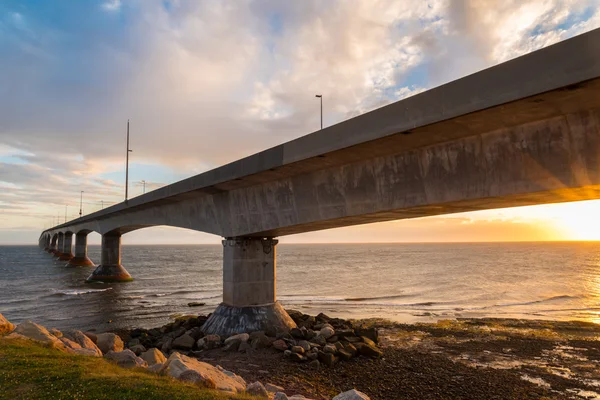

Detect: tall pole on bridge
[125, 120, 132, 202]
[315, 94, 323, 130]
[79, 191, 84, 218]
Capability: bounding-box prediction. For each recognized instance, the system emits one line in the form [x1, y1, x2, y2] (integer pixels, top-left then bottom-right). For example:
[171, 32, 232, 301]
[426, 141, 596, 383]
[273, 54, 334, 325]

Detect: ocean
[1, 242, 599, 333]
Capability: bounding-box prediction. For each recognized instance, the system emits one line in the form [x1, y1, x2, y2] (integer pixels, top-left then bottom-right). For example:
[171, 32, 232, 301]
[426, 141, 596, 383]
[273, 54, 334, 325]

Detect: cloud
[0, 0, 599, 243]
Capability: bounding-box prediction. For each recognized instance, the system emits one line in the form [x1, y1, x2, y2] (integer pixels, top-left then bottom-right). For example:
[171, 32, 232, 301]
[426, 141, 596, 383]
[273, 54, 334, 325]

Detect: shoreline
[111, 313, 600, 399]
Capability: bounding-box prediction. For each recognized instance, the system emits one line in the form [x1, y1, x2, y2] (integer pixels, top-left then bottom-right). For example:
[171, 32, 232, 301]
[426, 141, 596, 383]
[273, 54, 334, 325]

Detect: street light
[141, 180, 146, 194]
[315, 94, 323, 130]
[125, 119, 133, 202]
[79, 191, 84, 218]
[64, 205, 68, 223]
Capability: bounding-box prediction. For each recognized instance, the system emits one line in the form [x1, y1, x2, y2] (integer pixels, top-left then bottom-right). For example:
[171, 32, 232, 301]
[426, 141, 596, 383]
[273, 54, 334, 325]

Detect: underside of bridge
[38, 28, 600, 336]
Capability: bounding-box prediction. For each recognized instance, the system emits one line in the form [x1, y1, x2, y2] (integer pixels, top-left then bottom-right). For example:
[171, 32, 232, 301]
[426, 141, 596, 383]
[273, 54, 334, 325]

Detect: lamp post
[64, 205, 68, 223]
[315, 94, 322, 130]
[79, 191, 84, 218]
[125, 119, 133, 202]
[141, 180, 146, 194]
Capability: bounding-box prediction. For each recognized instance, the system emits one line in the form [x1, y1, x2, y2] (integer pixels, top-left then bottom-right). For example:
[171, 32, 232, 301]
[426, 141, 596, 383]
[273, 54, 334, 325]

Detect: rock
[327, 335, 339, 343]
[105, 349, 148, 368]
[320, 326, 335, 339]
[355, 342, 383, 358]
[333, 389, 371, 400]
[238, 341, 252, 353]
[50, 328, 63, 338]
[161, 337, 173, 353]
[172, 334, 195, 350]
[60, 337, 82, 350]
[334, 341, 345, 351]
[355, 327, 378, 344]
[272, 339, 288, 351]
[179, 370, 217, 388]
[298, 340, 311, 352]
[318, 351, 336, 367]
[140, 348, 167, 365]
[284, 350, 292, 357]
[130, 344, 147, 355]
[168, 327, 187, 339]
[188, 327, 204, 341]
[360, 336, 376, 347]
[305, 329, 317, 340]
[323, 344, 337, 354]
[10, 321, 67, 351]
[161, 352, 246, 393]
[72, 348, 102, 357]
[338, 349, 353, 360]
[306, 351, 318, 361]
[0, 314, 14, 334]
[316, 312, 331, 321]
[187, 302, 206, 307]
[289, 352, 304, 362]
[274, 393, 290, 400]
[96, 333, 124, 354]
[335, 329, 355, 338]
[290, 328, 304, 339]
[197, 334, 221, 350]
[63, 330, 103, 356]
[265, 383, 286, 393]
[309, 359, 320, 369]
[246, 381, 269, 397]
[84, 331, 97, 344]
[313, 334, 327, 346]
[343, 342, 358, 357]
[128, 338, 141, 347]
[224, 333, 249, 350]
[344, 336, 361, 343]
[286, 309, 304, 322]
[250, 331, 273, 349]
[130, 328, 146, 338]
[291, 346, 305, 355]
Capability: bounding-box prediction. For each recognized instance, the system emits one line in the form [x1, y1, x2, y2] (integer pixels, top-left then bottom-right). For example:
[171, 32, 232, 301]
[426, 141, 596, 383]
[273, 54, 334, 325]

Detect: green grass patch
[0, 338, 253, 400]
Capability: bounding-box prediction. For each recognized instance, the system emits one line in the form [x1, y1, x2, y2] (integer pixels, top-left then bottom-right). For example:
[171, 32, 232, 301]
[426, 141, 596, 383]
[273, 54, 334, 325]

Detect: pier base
[58, 233, 74, 261]
[86, 233, 132, 282]
[68, 233, 95, 267]
[201, 237, 295, 336]
[202, 302, 296, 336]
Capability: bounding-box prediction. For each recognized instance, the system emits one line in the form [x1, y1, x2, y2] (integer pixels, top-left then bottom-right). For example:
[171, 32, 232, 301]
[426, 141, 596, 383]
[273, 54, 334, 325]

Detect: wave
[344, 294, 410, 302]
[488, 295, 580, 309]
[48, 288, 113, 297]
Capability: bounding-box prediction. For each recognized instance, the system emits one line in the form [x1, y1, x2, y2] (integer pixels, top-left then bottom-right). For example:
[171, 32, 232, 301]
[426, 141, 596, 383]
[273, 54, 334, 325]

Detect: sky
[1, 0, 600, 245]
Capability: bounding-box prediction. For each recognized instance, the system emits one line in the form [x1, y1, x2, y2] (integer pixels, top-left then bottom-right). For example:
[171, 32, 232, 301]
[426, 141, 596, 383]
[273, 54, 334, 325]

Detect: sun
[552, 200, 600, 241]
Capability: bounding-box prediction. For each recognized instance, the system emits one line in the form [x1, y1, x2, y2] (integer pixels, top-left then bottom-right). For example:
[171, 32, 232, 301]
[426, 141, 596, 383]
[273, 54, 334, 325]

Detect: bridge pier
[68, 233, 95, 267]
[87, 233, 132, 282]
[53, 233, 64, 258]
[58, 233, 74, 261]
[202, 237, 296, 337]
[48, 236, 58, 255]
[43, 236, 50, 252]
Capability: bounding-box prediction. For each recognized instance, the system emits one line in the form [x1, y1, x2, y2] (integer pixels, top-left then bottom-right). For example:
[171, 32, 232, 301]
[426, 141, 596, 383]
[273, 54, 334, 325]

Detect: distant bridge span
[40, 28, 600, 335]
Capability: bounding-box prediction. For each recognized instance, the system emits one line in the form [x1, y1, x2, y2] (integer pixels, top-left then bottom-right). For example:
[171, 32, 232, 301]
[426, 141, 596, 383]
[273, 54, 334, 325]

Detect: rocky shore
[4, 310, 600, 399]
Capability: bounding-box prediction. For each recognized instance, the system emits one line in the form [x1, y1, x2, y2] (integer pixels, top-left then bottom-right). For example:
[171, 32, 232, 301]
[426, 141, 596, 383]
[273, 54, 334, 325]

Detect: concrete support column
[48, 236, 58, 255]
[54, 233, 64, 258]
[86, 233, 132, 282]
[68, 233, 95, 267]
[202, 237, 295, 337]
[58, 233, 74, 261]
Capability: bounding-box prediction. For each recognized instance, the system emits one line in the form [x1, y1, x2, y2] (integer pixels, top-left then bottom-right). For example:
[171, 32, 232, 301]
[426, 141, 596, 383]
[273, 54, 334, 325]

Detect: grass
[0, 337, 253, 400]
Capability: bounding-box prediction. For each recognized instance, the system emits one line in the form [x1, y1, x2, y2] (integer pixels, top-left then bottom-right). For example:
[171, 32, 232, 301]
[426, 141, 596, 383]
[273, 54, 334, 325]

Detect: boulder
[197, 334, 221, 350]
[360, 336, 376, 347]
[298, 340, 311, 352]
[323, 344, 337, 354]
[290, 328, 304, 339]
[312, 335, 327, 346]
[238, 341, 252, 353]
[318, 351, 336, 367]
[60, 337, 82, 350]
[148, 363, 164, 373]
[246, 381, 269, 397]
[272, 339, 288, 351]
[333, 389, 371, 400]
[50, 328, 63, 338]
[319, 326, 335, 339]
[355, 342, 383, 358]
[161, 337, 173, 353]
[172, 334, 195, 350]
[0, 314, 14, 334]
[265, 383, 286, 393]
[338, 349, 353, 361]
[224, 333, 249, 350]
[355, 327, 378, 344]
[130, 344, 147, 355]
[96, 333, 124, 354]
[291, 346, 305, 355]
[10, 321, 67, 351]
[105, 349, 148, 368]
[250, 331, 273, 349]
[161, 352, 246, 393]
[274, 392, 289, 400]
[140, 348, 167, 366]
[63, 331, 102, 356]
[84, 331, 97, 344]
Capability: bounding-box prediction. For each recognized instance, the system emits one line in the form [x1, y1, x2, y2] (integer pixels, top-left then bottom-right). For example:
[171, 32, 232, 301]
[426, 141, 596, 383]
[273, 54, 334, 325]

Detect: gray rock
[306, 351, 318, 361]
[84, 331, 97, 344]
[272, 339, 288, 351]
[355, 327, 379, 344]
[312, 335, 327, 346]
[140, 348, 167, 365]
[130, 344, 147, 355]
[323, 344, 337, 354]
[63, 330, 103, 356]
[238, 341, 252, 353]
[148, 363, 164, 373]
[319, 326, 335, 339]
[291, 346, 305, 355]
[246, 381, 269, 397]
[274, 393, 289, 400]
[9, 321, 68, 351]
[105, 349, 148, 368]
[127, 338, 141, 347]
[197, 334, 221, 350]
[290, 328, 304, 339]
[333, 389, 371, 400]
[284, 350, 292, 357]
[265, 383, 285, 393]
[298, 340, 311, 352]
[172, 334, 195, 350]
[96, 333, 124, 354]
[309, 359, 320, 370]
[161, 337, 173, 353]
[225, 333, 249, 345]
[318, 351, 336, 367]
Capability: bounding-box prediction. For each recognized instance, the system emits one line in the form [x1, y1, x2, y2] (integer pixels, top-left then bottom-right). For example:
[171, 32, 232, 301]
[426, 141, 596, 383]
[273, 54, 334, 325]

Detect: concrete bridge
[39, 28, 600, 336]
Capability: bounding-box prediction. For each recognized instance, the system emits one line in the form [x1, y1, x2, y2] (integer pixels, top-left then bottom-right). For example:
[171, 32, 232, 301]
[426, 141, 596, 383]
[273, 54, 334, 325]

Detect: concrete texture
[68, 232, 95, 267]
[223, 238, 277, 307]
[57, 232, 74, 261]
[86, 234, 132, 282]
[201, 302, 296, 337]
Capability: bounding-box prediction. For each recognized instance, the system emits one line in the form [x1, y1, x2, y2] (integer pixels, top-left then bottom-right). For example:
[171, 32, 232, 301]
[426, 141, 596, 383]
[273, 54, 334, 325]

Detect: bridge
[39, 28, 600, 336]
